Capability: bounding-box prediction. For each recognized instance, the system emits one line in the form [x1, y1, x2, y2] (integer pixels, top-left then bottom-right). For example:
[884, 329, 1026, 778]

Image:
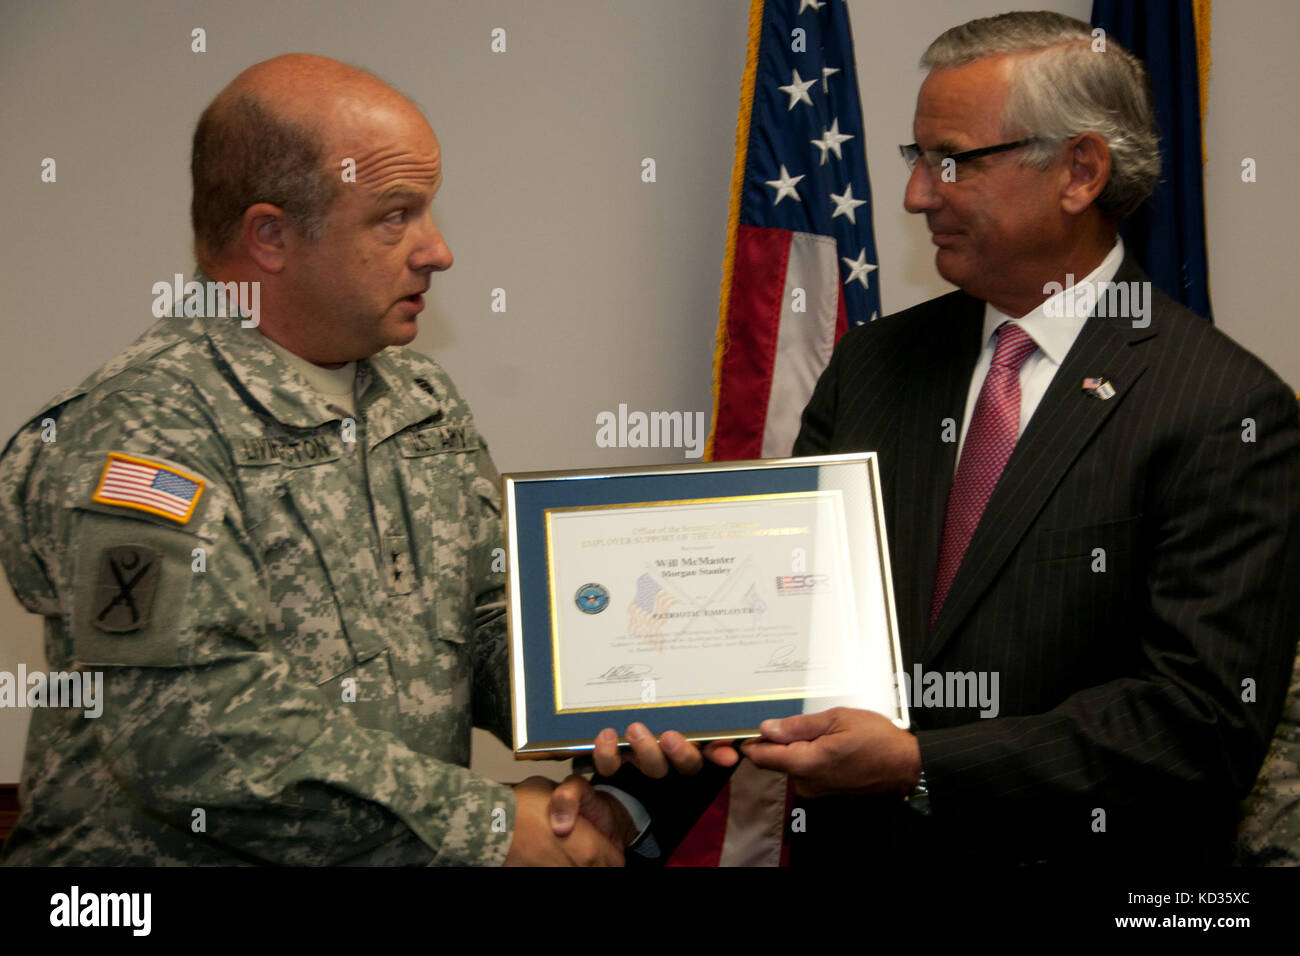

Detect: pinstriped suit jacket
[788, 254, 1300, 862]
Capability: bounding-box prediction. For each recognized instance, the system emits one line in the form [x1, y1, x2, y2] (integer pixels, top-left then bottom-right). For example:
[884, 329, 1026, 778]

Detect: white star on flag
[821, 66, 839, 93]
[830, 183, 867, 223]
[778, 69, 816, 110]
[765, 165, 804, 205]
[841, 249, 878, 290]
[811, 118, 854, 165]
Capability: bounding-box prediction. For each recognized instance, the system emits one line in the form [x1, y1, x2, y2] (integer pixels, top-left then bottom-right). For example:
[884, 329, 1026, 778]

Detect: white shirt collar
[981, 236, 1125, 365]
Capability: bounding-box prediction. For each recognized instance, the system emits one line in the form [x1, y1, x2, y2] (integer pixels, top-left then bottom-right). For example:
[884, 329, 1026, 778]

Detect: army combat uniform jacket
[0, 309, 516, 865]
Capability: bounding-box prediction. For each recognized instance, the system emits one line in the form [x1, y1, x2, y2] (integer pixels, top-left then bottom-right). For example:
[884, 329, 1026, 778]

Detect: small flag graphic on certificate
[93, 453, 205, 524]
[628, 572, 677, 643]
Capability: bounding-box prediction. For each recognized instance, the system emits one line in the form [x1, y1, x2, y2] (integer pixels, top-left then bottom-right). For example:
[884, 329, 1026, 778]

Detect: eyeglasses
[899, 138, 1042, 173]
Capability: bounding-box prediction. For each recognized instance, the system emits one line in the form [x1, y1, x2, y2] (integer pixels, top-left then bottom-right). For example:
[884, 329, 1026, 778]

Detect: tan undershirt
[263, 337, 358, 417]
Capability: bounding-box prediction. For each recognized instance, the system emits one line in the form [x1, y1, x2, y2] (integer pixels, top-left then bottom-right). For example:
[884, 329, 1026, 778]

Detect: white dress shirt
[954, 238, 1125, 470]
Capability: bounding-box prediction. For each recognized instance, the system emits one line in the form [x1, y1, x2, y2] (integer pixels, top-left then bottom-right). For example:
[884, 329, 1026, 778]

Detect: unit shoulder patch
[93, 545, 161, 633]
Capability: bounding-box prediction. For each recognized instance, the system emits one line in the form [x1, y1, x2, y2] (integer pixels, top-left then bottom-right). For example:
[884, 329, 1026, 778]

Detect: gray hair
[921, 11, 1160, 220]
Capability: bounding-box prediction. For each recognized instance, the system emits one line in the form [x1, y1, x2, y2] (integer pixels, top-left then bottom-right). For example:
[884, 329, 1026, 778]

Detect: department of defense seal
[575, 583, 610, 614]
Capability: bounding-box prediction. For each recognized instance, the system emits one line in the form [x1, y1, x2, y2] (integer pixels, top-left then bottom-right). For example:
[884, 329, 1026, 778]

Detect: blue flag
[1092, 0, 1213, 320]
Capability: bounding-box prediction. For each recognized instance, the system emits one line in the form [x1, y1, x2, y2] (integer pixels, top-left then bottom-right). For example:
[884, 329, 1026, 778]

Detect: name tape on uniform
[233, 434, 342, 468]
[399, 423, 478, 457]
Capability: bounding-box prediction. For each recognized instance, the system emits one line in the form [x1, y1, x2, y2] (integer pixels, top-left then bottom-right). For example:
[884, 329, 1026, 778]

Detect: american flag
[93, 453, 205, 524]
[627, 572, 677, 644]
[708, 0, 882, 461]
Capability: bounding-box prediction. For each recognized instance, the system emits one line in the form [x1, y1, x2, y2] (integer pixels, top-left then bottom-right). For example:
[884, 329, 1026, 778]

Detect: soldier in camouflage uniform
[1234, 403, 1300, 866]
[0, 54, 620, 866]
[1237, 640, 1300, 866]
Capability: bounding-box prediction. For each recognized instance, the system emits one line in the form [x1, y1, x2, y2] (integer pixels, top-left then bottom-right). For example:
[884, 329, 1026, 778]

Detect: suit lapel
[888, 294, 984, 657]
[920, 257, 1157, 662]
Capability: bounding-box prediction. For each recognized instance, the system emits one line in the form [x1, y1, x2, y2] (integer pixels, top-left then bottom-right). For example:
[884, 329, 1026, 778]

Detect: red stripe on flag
[779, 776, 796, 867]
[834, 279, 849, 345]
[665, 780, 732, 868]
[711, 224, 792, 461]
[100, 482, 189, 515]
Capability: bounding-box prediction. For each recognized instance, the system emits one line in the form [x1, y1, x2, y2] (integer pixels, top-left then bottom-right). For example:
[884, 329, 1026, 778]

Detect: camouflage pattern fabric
[1237, 640, 1300, 866]
[0, 300, 515, 865]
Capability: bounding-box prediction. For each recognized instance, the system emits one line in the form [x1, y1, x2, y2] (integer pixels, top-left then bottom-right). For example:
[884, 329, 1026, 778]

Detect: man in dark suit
[550, 11, 1300, 865]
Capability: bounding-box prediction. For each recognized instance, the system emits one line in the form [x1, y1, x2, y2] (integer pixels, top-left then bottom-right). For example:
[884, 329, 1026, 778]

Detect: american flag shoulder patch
[92, 452, 206, 525]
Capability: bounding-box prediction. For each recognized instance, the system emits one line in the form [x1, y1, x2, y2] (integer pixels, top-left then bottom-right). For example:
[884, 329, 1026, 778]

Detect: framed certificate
[504, 453, 908, 757]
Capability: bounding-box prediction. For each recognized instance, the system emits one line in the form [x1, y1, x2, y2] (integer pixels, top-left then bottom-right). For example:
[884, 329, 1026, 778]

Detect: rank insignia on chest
[93, 546, 161, 633]
[92, 453, 205, 524]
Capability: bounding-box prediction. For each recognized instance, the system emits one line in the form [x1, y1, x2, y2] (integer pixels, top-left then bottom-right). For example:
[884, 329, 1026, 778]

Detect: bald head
[222, 54, 414, 130]
[190, 54, 419, 269]
[191, 53, 452, 364]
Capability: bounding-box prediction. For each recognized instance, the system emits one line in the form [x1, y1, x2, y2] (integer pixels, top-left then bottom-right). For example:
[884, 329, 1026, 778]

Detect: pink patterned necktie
[929, 321, 1038, 627]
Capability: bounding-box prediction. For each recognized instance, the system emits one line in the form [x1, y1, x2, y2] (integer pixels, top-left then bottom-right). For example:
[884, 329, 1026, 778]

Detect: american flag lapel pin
[1082, 376, 1116, 400]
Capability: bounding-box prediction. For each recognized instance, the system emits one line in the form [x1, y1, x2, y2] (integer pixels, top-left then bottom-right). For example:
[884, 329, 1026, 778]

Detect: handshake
[502, 708, 922, 866]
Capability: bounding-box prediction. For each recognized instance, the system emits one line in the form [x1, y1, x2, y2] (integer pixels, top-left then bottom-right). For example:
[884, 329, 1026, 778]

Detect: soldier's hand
[592, 723, 741, 779]
[546, 773, 638, 845]
[504, 776, 624, 866]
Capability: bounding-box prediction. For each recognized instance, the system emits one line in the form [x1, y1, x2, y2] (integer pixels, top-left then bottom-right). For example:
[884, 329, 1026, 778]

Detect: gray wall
[3, 0, 1297, 786]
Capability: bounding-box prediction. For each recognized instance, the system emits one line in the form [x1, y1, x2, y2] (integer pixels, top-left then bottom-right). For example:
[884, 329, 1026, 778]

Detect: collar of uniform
[194, 269, 357, 428]
[981, 236, 1125, 365]
[357, 347, 450, 447]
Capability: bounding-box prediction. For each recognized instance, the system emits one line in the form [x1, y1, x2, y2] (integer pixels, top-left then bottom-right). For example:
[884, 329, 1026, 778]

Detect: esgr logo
[775, 573, 831, 595]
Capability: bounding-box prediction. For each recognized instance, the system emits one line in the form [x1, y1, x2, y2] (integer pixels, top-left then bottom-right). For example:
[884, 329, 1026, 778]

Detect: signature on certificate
[589, 663, 655, 684]
[758, 643, 811, 672]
